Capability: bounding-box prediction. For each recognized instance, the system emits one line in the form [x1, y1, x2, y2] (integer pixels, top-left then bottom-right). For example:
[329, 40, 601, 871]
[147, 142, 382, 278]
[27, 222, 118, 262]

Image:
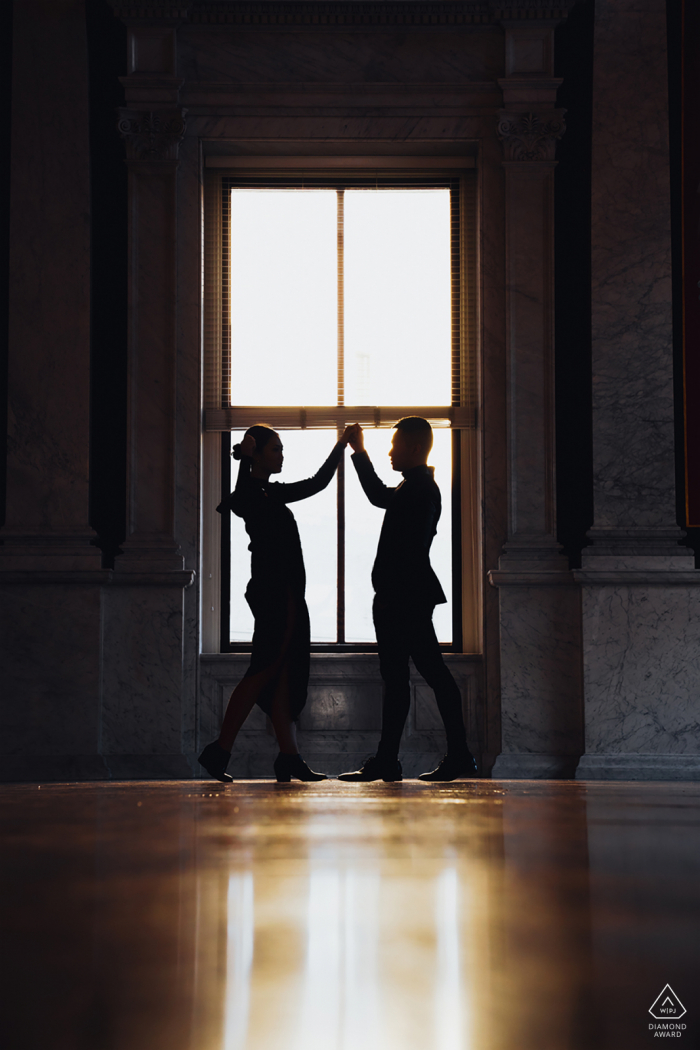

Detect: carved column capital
[118, 108, 187, 163]
[497, 109, 566, 162]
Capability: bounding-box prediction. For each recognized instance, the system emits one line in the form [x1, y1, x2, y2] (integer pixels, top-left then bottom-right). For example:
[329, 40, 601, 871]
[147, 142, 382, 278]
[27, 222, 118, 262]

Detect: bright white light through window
[230, 190, 337, 406]
[228, 187, 455, 644]
[345, 191, 452, 405]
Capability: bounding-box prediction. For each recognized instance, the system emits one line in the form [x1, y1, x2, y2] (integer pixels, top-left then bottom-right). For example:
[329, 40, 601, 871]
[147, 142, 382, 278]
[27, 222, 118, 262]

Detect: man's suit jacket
[351, 451, 447, 607]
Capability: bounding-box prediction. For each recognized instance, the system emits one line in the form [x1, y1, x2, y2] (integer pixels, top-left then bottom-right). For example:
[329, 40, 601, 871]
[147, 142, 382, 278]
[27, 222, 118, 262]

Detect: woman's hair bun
[232, 442, 243, 460]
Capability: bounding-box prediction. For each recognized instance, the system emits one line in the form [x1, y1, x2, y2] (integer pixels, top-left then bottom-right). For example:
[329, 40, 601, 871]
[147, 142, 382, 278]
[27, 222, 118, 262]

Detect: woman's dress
[217, 442, 344, 718]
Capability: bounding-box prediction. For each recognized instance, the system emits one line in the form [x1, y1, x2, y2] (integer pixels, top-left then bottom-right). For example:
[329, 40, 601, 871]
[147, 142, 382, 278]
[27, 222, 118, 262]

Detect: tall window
[213, 174, 471, 650]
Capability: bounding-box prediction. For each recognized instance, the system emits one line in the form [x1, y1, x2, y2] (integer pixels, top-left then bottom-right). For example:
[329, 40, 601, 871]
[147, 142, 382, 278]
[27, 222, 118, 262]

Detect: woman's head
[233, 424, 284, 475]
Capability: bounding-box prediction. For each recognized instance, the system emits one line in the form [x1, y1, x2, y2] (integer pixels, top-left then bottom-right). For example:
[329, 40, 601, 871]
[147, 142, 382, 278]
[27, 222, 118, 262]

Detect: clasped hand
[340, 423, 365, 453]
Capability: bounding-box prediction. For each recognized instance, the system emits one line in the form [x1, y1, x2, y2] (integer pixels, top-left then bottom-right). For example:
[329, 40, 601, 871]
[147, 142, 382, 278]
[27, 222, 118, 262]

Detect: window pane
[344, 428, 452, 643]
[229, 431, 338, 643]
[229, 190, 337, 406]
[344, 190, 452, 406]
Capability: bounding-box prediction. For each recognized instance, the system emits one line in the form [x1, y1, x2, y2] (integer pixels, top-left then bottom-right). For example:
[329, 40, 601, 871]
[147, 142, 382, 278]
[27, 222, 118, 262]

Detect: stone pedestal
[574, 0, 700, 781]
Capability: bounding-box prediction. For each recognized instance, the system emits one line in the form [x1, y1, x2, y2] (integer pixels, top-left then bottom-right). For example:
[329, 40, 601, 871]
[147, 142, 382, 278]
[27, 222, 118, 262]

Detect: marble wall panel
[590, 0, 675, 530]
[298, 684, 383, 732]
[493, 584, 583, 773]
[100, 586, 187, 757]
[577, 0, 700, 780]
[580, 585, 700, 756]
[179, 27, 503, 85]
[5, 0, 94, 539]
[0, 585, 103, 777]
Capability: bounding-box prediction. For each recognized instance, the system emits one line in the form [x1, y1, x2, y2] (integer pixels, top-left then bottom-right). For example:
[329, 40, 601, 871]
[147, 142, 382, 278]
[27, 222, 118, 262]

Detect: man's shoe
[418, 751, 477, 781]
[274, 753, 328, 782]
[198, 741, 233, 783]
[338, 755, 402, 782]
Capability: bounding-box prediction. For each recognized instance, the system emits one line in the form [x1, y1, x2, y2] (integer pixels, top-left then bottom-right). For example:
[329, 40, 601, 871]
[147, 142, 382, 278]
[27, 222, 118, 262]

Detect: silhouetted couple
[198, 417, 477, 785]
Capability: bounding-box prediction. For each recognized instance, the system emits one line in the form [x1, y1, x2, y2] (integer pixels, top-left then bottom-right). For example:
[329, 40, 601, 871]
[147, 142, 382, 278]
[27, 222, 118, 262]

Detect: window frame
[201, 161, 480, 657]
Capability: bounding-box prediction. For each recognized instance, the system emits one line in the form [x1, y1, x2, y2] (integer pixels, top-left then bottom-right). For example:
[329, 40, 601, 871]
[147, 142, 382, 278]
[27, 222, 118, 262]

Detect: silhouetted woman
[198, 424, 350, 783]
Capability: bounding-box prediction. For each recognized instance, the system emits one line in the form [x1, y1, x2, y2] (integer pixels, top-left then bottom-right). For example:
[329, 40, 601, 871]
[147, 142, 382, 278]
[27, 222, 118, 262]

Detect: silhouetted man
[338, 417, 477, 782]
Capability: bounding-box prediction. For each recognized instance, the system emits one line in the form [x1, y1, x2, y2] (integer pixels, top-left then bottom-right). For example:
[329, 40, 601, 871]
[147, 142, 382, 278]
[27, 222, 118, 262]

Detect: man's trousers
[372, 597, 467, 759]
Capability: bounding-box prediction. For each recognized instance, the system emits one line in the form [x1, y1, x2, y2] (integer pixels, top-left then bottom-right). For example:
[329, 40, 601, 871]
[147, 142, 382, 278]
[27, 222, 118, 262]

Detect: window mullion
[337, 189, 346, 644]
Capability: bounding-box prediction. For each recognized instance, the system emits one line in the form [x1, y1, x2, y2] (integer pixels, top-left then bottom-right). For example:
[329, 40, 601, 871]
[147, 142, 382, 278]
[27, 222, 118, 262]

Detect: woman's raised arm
[274, 431, 351, 503]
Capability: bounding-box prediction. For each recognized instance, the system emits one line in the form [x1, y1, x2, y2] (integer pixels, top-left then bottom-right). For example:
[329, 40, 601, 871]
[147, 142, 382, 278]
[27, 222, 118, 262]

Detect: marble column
[574, 0, 700, 780]
[0, 0, 108, 781]
[116, 106, 186, 571]
[489, 17, 584, 778]
[98, 14, 195, 778]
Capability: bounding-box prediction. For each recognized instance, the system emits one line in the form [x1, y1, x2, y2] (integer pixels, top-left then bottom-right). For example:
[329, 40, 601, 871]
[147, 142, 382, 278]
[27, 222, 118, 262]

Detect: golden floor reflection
[1, 780, 699, 1050]
[224, 861, 473, 1050]
[216, 794, 485, 1050]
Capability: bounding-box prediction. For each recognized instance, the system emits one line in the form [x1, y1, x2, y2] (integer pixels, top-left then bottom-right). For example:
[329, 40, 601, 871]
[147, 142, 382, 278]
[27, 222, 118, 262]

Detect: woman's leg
[218, 591, 298, 752]
[218, 669, 277, 752]
[268, 661, 299, 755]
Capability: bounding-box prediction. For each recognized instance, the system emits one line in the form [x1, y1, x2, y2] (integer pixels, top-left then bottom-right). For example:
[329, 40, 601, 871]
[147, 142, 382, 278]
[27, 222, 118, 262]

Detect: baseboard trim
[0, 754, 195, 782]
[576, 754, 700, 781]
[0, 754, 111, 783]
[491, 753, 581, 779]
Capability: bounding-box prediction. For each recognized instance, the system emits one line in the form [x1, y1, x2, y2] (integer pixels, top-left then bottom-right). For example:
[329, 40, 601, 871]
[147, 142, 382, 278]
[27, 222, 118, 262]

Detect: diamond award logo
[649, 985, 687, 1021]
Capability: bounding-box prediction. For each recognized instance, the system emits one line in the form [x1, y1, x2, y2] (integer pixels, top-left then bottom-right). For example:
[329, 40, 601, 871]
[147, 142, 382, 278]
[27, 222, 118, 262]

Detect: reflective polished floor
[1, 780, 699, 1050]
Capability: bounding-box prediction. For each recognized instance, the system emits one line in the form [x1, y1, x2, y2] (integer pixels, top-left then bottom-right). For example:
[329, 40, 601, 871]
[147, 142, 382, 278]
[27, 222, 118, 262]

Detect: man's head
[389, 416, 433, 472]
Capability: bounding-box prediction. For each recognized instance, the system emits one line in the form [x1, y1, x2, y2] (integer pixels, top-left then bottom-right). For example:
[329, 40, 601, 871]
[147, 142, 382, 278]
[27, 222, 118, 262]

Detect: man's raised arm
[347, 423, 396, 509]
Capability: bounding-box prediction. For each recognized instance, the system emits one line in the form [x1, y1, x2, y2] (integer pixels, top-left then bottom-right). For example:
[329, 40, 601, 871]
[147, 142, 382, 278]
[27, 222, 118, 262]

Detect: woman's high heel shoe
[198, 741, 233, 783]
[274, 753, 328, 783]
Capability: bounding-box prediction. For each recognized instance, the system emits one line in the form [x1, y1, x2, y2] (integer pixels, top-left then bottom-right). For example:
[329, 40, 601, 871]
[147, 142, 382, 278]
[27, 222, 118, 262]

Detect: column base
[576, 753, 700, 781]
[491, 752, 580, 779]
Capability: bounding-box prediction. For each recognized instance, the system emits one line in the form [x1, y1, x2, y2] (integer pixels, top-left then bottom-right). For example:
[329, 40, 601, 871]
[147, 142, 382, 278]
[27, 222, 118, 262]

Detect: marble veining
[4, 0, 93, 538]
[101, 588, 187, 755]
[575, 0, 700, 781]
[178, 26, 503, 85]
[581, 584, 700, 755]
[0, 585, 102, 757]
[590, 0, 676, 530]
[495, 584, 583, 758]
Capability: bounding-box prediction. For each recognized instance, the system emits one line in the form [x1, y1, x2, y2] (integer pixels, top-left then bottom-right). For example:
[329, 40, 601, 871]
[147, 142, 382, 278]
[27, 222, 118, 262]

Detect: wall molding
[577, 754, 700, 782]
[111, 0, 578, 27]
